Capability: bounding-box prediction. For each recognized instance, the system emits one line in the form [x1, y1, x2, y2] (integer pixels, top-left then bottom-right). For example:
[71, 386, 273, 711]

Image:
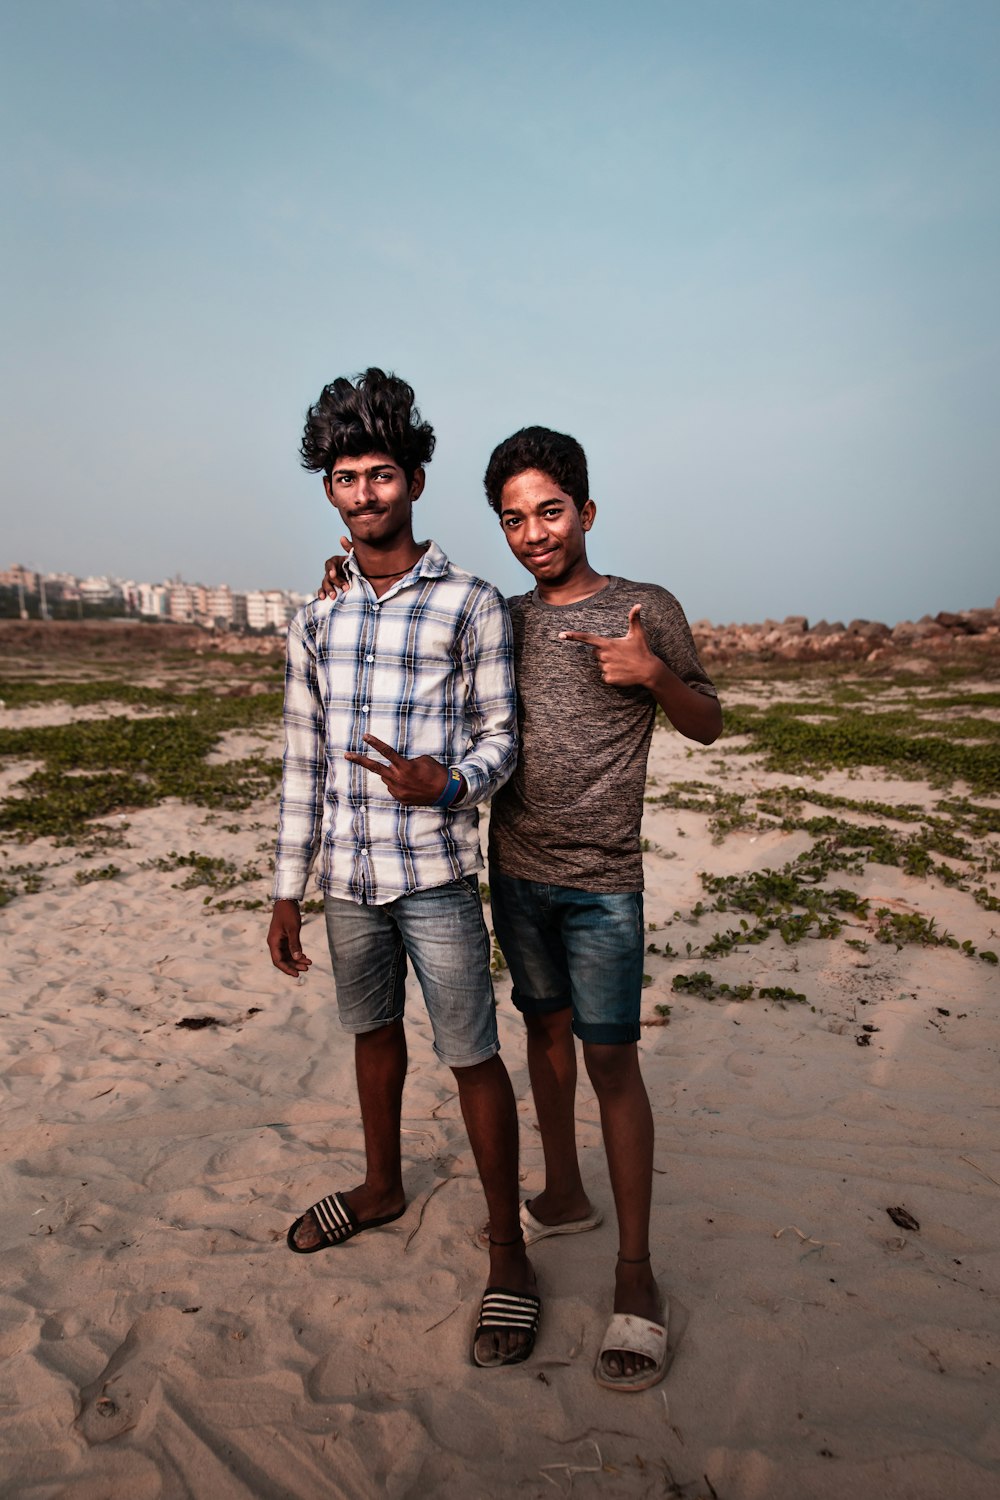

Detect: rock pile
[690, 601, 1000, 665]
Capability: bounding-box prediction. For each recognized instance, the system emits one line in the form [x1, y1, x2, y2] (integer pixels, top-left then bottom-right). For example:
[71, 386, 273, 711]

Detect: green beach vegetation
[1, 629, 997, 989]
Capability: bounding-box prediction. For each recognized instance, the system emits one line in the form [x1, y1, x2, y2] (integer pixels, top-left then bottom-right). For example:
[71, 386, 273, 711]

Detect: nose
[523, 513, 547, 544]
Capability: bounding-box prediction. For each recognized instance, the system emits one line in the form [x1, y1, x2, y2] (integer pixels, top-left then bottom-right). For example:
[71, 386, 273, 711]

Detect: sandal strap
[476, 1288, 541, 1332]
[311, 1192, 356, 1245]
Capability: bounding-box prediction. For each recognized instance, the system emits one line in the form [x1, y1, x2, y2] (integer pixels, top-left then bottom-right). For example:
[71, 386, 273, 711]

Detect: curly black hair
[483, 426, 589, 513]
[300, 367, 436, 480]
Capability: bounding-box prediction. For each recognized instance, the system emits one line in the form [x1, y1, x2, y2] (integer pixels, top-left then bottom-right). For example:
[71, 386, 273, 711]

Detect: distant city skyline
[3, 2, 998, 625]
[4, 558, 995, 632]
[0, 561, 310, 631]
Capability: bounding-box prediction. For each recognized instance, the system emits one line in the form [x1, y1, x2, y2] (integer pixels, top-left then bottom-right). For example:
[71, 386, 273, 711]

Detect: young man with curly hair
[480, 426, 721, 1391]
[268, 369, 539, 1370]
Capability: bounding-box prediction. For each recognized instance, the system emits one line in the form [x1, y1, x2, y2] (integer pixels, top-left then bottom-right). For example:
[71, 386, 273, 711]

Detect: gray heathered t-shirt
[488, 576, 717, 893]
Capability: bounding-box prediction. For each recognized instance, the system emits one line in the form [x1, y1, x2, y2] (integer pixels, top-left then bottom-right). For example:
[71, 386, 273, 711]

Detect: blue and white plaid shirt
[272, 541, 517, 905]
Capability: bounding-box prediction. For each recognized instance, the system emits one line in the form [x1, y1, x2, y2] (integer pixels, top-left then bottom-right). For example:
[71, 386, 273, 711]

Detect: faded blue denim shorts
[323, 875, 499, 1070]
[489, 866, 644, 1045]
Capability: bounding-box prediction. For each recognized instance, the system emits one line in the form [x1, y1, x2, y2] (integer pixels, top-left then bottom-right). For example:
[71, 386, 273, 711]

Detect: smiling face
[498, 468, 596, 585]
[323, 451, 424, 549]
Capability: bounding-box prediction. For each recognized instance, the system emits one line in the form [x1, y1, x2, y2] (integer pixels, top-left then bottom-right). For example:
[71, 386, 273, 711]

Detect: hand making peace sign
[559, 603, 659, 689]
[345, 734, 452, 805]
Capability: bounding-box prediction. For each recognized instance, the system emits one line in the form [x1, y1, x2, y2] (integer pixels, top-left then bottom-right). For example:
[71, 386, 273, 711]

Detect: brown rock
[852, 620, 891, 640]
[935, 611, 976, 634]
[894, 620, 946, 640]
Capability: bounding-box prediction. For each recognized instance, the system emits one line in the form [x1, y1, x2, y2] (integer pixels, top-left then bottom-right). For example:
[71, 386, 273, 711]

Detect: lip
[525, 546, 559, 565]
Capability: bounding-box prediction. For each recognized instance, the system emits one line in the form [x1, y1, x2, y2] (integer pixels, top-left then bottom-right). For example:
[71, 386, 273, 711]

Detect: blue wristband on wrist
[436, 767, 464, 808]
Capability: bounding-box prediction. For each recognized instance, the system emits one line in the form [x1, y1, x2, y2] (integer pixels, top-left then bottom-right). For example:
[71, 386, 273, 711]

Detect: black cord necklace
[360, 566, 412, 580]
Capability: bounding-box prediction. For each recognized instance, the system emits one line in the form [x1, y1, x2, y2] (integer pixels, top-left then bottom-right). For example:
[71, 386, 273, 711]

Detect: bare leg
[454, 1055, 536, 1364]
[583, 1041, 661, 1380]
[290, 1019, 408, 1250]
[523, 1008, 595, 1224]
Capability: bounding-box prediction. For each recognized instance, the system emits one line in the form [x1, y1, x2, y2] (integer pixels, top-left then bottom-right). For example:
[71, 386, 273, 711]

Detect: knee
[450, 1053, 504, 1088]
[524, 1008, 572, 1045]
[583, 1042, 637, 1096]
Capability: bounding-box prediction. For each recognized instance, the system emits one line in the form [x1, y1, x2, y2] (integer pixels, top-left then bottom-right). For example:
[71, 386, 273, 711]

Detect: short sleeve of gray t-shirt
[488, 576, 717, 893]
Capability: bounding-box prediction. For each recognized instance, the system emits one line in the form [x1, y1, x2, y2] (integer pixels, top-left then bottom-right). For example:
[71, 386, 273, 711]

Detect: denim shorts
[323, 875, 499, 1069]
[489, 866, 644, 1045]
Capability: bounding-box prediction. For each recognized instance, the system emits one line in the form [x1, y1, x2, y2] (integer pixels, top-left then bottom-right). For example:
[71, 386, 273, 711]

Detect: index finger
[361, 734, 405, 765]
[558, 630, 609, 646]
[344, 751, 392, 775]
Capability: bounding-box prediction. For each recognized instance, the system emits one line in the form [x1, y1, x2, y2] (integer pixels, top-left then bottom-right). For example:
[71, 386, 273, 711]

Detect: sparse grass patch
[871, 908, 996, 963]
[0, 696, 283, 839]
[74, 863, 122, 885]
[670, 970, 806, 1004]
[722, 703, 1000, 793]
[0, 679, 182, 710]
[140, 850, 263, 893]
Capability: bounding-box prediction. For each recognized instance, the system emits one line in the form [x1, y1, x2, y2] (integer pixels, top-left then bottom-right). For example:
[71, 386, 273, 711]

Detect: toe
[292, 1210, 321, 1250]
[601, 1348, 655, 1381]
[474, 1330, 503, 1367]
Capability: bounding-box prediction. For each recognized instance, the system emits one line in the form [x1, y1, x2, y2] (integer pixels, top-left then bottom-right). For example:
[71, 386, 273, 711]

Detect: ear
[409, 467, 426, 502]
[580, 498, 596, 533]
[323, 474, 334, 503]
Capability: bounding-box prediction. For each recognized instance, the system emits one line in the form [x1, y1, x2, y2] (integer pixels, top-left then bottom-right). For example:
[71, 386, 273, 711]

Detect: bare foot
[598, 1256, 663, 1382]
[479, 1188, 596, 1246]
[524, 1188, 595, 1227]
[289, 1183, 405, 1250]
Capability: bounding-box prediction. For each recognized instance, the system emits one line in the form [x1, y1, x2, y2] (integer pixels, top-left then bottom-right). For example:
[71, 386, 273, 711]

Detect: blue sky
[2, 0, 998, 624]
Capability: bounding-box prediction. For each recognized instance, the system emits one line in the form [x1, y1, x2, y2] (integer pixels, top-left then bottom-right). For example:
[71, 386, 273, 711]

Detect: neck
[535, 559, 608, 607]
[351, 535, 426, 595]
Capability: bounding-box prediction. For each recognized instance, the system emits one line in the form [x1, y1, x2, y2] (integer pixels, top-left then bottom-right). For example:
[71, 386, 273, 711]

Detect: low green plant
[722, 703, 1000, 794]
[870, 908, 995, 960]
[671, 970, 756, 1001]
[140, 850, 263, 894]
[74, 863, 122, 885]
[0, 693, 284, 839]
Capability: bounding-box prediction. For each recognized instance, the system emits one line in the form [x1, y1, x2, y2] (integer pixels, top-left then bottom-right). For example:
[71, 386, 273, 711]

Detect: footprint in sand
[75, 1307, 185, 1444]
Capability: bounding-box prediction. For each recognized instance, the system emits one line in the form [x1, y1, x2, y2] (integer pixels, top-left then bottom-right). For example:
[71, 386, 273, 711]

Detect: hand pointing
[559, 603, 658, 688]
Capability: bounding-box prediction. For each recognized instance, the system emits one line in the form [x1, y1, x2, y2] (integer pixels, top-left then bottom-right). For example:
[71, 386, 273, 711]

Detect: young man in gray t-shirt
[483, 425, 722, 1392]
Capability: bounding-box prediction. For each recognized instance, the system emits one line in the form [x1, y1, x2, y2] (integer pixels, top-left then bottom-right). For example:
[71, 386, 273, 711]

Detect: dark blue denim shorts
[489, 865, 644, 1045]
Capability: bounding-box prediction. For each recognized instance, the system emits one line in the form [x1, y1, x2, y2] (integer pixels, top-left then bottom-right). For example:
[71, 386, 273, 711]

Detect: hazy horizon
[4, 551, 998, 632]
[3, 1, 998, 626]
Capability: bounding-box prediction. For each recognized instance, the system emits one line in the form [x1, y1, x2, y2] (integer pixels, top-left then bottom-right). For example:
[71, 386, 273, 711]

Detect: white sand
[1, 708, 999, 1498]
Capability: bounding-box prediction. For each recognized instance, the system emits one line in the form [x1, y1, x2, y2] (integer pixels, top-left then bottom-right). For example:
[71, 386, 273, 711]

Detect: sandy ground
[1, 695, 999, 1499]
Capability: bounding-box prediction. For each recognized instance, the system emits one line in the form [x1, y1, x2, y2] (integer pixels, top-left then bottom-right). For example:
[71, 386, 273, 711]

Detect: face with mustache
[323, 452, 424, 552]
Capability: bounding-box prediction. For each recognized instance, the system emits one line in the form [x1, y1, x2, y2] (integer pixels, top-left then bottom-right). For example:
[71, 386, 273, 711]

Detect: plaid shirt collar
[344, 539, 450, 587]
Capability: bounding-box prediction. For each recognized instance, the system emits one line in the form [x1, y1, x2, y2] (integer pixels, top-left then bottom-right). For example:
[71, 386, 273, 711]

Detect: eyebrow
[500, 495, 567, 517]
[330, 461, 401, 478]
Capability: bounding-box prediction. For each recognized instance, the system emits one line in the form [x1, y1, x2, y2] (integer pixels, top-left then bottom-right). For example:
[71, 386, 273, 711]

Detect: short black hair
[484, 426, 589, 513]
[300, 367, 436, 480]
